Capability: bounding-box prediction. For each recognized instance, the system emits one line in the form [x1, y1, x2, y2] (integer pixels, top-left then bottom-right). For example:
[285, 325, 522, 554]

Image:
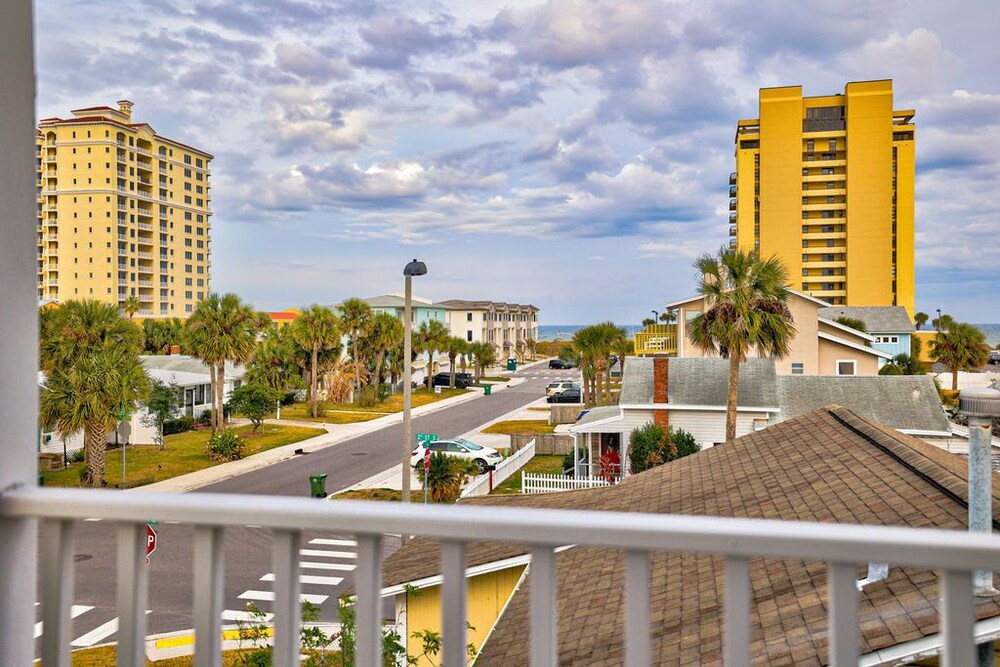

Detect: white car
[411, 438, 503, 473]
[546, 381, 579, 396]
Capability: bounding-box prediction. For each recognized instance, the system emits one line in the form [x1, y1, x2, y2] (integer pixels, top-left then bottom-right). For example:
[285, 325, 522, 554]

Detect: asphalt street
[39, 364, 580, 653]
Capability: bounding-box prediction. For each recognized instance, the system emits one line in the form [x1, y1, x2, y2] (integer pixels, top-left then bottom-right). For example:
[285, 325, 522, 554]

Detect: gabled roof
[818, 306, 915, 333]
[380, 407, 1000, 665]
[667, 357, 778, 408]
[362, 294, 434, 309]
[665, 288, 831, 311]
[618, 357, 654, 404]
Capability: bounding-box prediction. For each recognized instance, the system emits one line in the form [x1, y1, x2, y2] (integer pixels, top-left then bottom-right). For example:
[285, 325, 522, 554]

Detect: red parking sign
[424, 448, 431, 473]
[145, 523, 157, 559]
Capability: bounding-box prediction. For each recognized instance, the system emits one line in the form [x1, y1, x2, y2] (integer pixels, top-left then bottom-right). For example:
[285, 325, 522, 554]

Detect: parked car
[547, 388, 582, 403]
[411, 437, 503, 473]
[431, 372, 473, 389]
[546, 381, 579, 396]
[990, 351, 1000, 365]
[548, 358, 575, 369]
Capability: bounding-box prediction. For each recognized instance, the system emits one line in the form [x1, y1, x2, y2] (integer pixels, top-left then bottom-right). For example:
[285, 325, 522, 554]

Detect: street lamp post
[402, 259, 427, 509]
[936, 308, 942, 332]
[651, 310, 659, 325]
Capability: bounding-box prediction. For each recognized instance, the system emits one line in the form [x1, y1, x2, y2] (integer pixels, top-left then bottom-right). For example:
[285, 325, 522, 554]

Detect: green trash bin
[483, 384, 492, 396]
[507, 358, 516, 371]
[309, 473, 328, 498]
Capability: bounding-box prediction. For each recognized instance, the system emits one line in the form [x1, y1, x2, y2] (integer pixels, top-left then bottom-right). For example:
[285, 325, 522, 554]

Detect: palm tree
[573, 323, 626, 407]
[613, 335, 633, 379]
[184, 293, 261, 434]
[445, 337, 470, 388]
[40, 345, 149, 486]
[338, 298, 373, 398]
[246, 328, 303, 393]
[142, 317, 183, 354]
[469, 342, 496, 382]
[121, 294, 141, 320]
[416, 320, 450, 388]
[40, 299, 142, 372]
[687, 245, 796, 442]
[914, 312, 929, 330]
[291, 305, 341, 418]
[930, 322, 990, 390]
[359, 311, 403, 389]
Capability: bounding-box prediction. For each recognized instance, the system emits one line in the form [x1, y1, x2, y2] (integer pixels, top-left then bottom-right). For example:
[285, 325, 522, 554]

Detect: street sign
[416, 433, 438, 443]
[424, 448, 431, 473]
[145, 523, 157, 560]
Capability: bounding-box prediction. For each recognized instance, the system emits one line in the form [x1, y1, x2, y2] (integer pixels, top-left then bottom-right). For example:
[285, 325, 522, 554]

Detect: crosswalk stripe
[34, 605, 93, 638]
[222, 609, 274, 622]
[300, 561, 355, 572]
[308, 538, 357, 547]
[70, 611, 150, 647]
[260, 573, 343, 586]
[299, 549, 356, 559]
[238, 590, 328, 604]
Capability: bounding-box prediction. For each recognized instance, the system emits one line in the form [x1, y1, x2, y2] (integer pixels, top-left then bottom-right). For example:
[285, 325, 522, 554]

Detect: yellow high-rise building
[731, 80, 915, 316]
[36, 100, 212, 317]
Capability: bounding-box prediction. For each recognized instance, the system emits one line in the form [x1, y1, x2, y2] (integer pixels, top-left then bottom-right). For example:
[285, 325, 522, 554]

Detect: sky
[35, 0, 1000, 324]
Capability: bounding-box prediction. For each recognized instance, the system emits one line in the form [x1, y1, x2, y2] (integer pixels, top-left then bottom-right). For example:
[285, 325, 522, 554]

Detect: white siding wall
[40, 429, 84, 456]
[668, 411, 771, 447]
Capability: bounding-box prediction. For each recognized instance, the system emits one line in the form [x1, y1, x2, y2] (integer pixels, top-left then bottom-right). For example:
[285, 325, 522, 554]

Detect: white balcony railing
[2, 486, 1000, 666]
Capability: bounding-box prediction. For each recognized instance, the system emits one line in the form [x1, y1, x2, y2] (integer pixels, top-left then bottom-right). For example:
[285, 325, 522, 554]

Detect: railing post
[530, 546, 558, 666]
[117, 522, 150, 667]
[941, 569, 975, 666]
[724, 556, 751, 667]
[624, 550, 650, 666]
[272, 529, 302, 667]
[0, 1, 39, 665]
[42, 519, 76, 667]
[827, 562, 859, 666]
[441, 541, 468, 667]
[355, 535, 383, 667]
[193, 526, 225, 667]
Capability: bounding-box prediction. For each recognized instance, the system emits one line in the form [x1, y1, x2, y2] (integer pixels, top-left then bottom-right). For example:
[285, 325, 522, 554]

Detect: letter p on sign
[145, 523, 157, 562]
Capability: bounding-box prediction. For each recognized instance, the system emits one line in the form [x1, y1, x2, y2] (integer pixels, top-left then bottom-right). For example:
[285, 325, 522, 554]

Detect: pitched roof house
[380, 407, 1000, 665]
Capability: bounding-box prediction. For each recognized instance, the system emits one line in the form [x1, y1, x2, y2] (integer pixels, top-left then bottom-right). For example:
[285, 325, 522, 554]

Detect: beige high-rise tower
[37, 100, 212, 317]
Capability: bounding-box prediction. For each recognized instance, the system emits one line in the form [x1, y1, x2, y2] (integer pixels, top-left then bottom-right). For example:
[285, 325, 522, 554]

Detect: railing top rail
[3, 486, 1000, 570]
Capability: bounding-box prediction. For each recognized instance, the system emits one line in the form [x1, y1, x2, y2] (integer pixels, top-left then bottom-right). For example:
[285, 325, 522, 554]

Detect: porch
[633, 324, 677, 356]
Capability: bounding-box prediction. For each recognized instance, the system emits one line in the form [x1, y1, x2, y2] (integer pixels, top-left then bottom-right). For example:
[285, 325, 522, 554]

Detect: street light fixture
[936, 308, 942, 332]
[402, 259, 427, 508]
[651, 310, 659, 325]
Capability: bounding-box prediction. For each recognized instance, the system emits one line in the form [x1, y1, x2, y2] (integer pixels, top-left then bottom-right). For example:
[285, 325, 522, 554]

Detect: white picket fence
[461, 439, 536, 498]
[522, 472, 612, 494]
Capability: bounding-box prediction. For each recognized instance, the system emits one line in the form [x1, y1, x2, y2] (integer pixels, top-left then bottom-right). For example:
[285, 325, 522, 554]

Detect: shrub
[562, 447, 587, 474]
[69, 448, 86, 463]
[281, 391, 297, 406]
[628, 422, 700, 475]
[227, 383, 279, 433]
[416, 452, 479, 502]
[163, 416, 194, 436]
[206, 430, 244, 461]
[356, 383, 380, 408]
[198, 409, 213, 427]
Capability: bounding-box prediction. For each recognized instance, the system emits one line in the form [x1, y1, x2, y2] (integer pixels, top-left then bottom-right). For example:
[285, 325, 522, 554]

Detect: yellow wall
[735, 80, 915, 315]
[36, 102, 212, 317]
[404, 565, 525, 665]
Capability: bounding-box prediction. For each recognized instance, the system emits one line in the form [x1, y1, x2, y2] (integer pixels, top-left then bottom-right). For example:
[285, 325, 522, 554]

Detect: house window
[466, 313, 473, 322]
[791, 363, 804, 374]
[467, 331, 473, 342]
[836, 360, 856, 376]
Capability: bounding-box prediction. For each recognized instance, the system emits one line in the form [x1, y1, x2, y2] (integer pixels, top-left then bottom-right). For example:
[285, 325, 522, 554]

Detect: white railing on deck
[3, 487, 1000, 666]
[461, 439, 536, 498]
[522, 472, 611, 493]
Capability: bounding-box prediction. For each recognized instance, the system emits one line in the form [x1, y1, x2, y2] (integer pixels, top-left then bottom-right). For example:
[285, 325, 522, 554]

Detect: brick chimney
[168, 344, 181, 355]
[653, 356, 669, 428]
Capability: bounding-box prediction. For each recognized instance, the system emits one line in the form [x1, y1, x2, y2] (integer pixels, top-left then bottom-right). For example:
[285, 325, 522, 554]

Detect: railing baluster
[724, 556, 751, 667]
[624, 550, 650, 666]
[42, 519, 75, 667]
[530, 546, 557, 666]
[193, 526, 224, 667]
[117, 522, 149, 667]
[355, 534, 383, 667]
[941, 569, 975, 667]
[272, 529, 301, 667]
[441, 540, 468, 667]
[827, 561, 859, 666]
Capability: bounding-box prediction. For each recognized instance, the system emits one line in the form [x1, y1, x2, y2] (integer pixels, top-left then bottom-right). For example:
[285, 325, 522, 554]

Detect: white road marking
[222, 609, 274, 622]
[298, 549, 357, 559]
[70, 611, 150, 647]
[300, 561, 355, 572]
[238, 590, 328, 604]
[34, 605, 93, 638]
[260, 573, 344, 586]
[308, 538, 357, 547]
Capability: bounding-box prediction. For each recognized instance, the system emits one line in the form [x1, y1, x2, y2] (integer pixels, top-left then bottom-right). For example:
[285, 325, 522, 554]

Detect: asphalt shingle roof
[380, 406, 1000, 665]
[618, 357, 654, 404]
[667, 357, 778, 408]
[818, 306, 915, 333]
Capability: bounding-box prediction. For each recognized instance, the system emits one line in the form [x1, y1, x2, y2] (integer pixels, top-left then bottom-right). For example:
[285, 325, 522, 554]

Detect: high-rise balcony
[729, 225, 737, 237]
[729, 172, 736, 185]
[729, 198, 737, 211]
[729, 185, 737, 197]
[633, 323, 677, 356]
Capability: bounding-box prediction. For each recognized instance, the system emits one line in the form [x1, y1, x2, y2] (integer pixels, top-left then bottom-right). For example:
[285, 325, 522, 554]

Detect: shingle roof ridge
[824, 404, 1000, 528]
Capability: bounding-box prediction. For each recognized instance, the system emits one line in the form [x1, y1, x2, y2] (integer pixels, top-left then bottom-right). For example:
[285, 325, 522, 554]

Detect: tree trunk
[461, 355, 467, 376]
[208, 363, 218, 435]
[374, 350, 385, 387]
[216, 362, 225, 434]
[449, 352, 457, 388]
[427, 352, 435, 389]
[85, 421, 108, 487]
[595, 363, 604, 407]
[726, 354, 740, 442]
[353, 334, 361, 399]
[952, 369, 959, 391]
[310, 346, 319, 418]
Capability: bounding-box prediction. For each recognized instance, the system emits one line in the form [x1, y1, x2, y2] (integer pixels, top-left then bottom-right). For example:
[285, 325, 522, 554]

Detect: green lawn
[279, 387, 467, 423]
[490, 455, 565, 494]
[480, 375, 512, 382]
[332, 487, 427, 502]
[41, 424, 326, 489]
[480, 419, 555, 435]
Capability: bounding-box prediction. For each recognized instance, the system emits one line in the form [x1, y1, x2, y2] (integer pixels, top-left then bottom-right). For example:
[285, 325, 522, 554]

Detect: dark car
[547, 388, 581, 403]
[431, 372, 473, 389]
[548, 358, 575, 369]
[990, 351, 1000, 365]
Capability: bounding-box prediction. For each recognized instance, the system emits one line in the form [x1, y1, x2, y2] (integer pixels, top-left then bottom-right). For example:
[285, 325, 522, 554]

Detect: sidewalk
[138, 374, 524, 493]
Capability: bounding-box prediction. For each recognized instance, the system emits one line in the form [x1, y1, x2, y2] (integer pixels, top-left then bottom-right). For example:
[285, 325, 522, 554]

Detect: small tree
[227, 384, 280, 433]
[416, 452, 479, 502]
[628, 422, 700, 475]
[914, 312, 929, 330]
[878, 353, 924, 376]
[931, 322, 990, 390]
[141, 380, 183, 449]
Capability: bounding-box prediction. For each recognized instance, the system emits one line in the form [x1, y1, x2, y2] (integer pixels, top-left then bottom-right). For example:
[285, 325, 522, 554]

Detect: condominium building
[731, 80, 915, 316]
[36, 100, 212, 316]
[436, 300, 540, 354]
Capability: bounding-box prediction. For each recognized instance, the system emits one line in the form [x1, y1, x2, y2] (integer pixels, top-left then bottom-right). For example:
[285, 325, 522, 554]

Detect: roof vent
[959, 387, 1000, 418]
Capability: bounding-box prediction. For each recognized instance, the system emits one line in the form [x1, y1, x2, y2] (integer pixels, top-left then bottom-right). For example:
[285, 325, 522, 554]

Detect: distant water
[541, 323, 1000, 346]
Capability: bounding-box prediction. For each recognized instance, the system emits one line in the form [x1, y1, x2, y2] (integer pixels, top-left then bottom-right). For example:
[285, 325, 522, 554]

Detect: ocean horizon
[540, 323, 1000, 347]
